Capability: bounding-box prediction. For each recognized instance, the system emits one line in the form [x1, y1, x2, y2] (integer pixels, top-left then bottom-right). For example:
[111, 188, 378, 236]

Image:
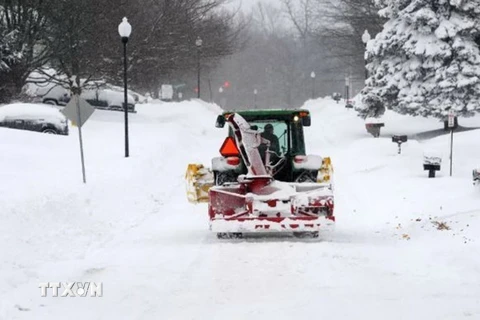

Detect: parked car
[41, 85, 71, 106]
[42, 85, 136, 113]
[160, 84, 174, 101]
[0, 103, 69, 135]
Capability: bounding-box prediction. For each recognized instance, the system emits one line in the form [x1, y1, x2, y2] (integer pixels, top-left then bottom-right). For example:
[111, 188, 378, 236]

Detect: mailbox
[423, 155, 441, 178]
[392, 135, 408, 143]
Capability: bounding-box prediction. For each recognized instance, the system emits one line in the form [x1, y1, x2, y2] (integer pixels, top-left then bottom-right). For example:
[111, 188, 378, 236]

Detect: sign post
[345, 76, 350, 107]
[448, 110, 455, 177]
[61, 94, 95, 183]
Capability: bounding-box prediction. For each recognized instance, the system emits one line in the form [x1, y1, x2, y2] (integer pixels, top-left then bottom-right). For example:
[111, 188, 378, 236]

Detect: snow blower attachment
[208, 113, 334, 238]
[185, 164, 214, 203]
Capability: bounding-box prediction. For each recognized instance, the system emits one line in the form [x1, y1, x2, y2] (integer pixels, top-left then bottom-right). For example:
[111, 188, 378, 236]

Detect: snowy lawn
[1, 98, 480, 319]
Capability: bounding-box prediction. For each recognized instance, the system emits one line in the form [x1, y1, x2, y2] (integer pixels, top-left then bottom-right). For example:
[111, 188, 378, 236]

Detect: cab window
[251, 121, 288, 156]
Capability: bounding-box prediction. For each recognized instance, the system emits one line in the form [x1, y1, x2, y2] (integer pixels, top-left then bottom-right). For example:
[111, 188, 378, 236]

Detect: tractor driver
[261, 124, 280, 156]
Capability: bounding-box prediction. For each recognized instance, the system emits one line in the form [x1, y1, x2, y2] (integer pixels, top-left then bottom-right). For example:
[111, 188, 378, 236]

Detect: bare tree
[0, 0, 247, 101]
[0, 0, 52, 102]
[281, 0, 315, 47]
[93, 0, 248, 97]
[310, 0, 386, 70]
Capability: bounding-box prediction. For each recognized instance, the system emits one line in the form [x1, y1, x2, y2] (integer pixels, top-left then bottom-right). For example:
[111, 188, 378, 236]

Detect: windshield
[252, 121, 288, 156]
[228, 121, 288, 156]
[227, 118, 306, 156]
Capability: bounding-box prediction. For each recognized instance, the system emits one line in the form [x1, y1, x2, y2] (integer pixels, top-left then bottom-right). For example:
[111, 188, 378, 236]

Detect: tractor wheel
[217, 232, 243, 239]
[293, 231, 319, 239]
[214, 171, 237, 186]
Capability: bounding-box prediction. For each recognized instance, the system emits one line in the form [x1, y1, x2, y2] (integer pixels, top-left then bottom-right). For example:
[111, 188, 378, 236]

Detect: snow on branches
[0, 29, 22, 72]
[357, 0, 480, 119]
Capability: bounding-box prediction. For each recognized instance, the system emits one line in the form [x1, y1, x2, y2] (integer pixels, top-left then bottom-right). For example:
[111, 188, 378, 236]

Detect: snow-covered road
[1, 98, 480, 319]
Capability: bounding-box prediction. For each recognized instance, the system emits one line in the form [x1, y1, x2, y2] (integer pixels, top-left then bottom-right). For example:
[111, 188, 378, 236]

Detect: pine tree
[356, 0, 480, 120]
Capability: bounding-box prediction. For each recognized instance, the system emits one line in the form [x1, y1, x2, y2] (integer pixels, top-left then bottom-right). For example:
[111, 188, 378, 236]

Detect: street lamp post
[362, 29, 371, 82]
[310, 71, 316, 99]
[118, 17, 132, 158]
[253, 89, 258, 108]
[195, 36, 203, 99]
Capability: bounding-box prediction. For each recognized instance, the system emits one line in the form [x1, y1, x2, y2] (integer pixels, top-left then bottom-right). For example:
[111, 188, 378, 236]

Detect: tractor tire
[214, 171, 237, 186]
[293, 231, 319, 239]
[217, 232, 243, 239]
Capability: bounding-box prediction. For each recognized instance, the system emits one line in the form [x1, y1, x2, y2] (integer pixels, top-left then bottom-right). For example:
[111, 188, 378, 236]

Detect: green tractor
[186, 109, 333, 204]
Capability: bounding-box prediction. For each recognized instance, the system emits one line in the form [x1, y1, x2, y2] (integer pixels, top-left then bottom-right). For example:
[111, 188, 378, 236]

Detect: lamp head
[118, 17, 132, 42]
[362, 29, 371, 44]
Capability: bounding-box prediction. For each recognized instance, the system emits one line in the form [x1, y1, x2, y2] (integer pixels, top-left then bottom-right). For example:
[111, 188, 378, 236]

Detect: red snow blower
[207, 112, 335, 239]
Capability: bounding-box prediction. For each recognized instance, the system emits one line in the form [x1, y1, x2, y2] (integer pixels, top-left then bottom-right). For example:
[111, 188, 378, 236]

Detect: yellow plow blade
[318, 157, 334, 184]
[185, 164, 214, 204]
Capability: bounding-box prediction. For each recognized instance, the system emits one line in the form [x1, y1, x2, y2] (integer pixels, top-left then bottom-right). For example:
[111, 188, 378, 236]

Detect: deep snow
[1, 98, 480, 319]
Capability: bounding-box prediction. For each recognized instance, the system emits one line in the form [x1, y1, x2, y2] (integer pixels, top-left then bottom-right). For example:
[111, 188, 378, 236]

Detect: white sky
[228, 0, 279, 11]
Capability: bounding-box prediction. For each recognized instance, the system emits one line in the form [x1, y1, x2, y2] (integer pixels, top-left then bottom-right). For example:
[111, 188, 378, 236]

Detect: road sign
[61, 94, 94, 184]
[61, 95, 95, 128]
[448, 110, 455, 128]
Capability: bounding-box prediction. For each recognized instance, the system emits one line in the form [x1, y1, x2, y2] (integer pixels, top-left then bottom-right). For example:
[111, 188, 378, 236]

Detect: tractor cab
[213, 109, 321, 185]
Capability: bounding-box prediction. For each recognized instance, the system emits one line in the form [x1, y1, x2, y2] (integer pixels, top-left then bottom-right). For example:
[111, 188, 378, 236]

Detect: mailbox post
[392, 135, 408, 154]
[448, 110, 455, 176]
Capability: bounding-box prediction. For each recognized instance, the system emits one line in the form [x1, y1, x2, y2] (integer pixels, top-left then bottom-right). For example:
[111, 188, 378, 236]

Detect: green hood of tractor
[221, 109, 311, 122]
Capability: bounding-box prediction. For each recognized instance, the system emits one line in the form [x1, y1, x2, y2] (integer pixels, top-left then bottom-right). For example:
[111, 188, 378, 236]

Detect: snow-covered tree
[357, 0, 480, 119]
[0, 29, 21, 71]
